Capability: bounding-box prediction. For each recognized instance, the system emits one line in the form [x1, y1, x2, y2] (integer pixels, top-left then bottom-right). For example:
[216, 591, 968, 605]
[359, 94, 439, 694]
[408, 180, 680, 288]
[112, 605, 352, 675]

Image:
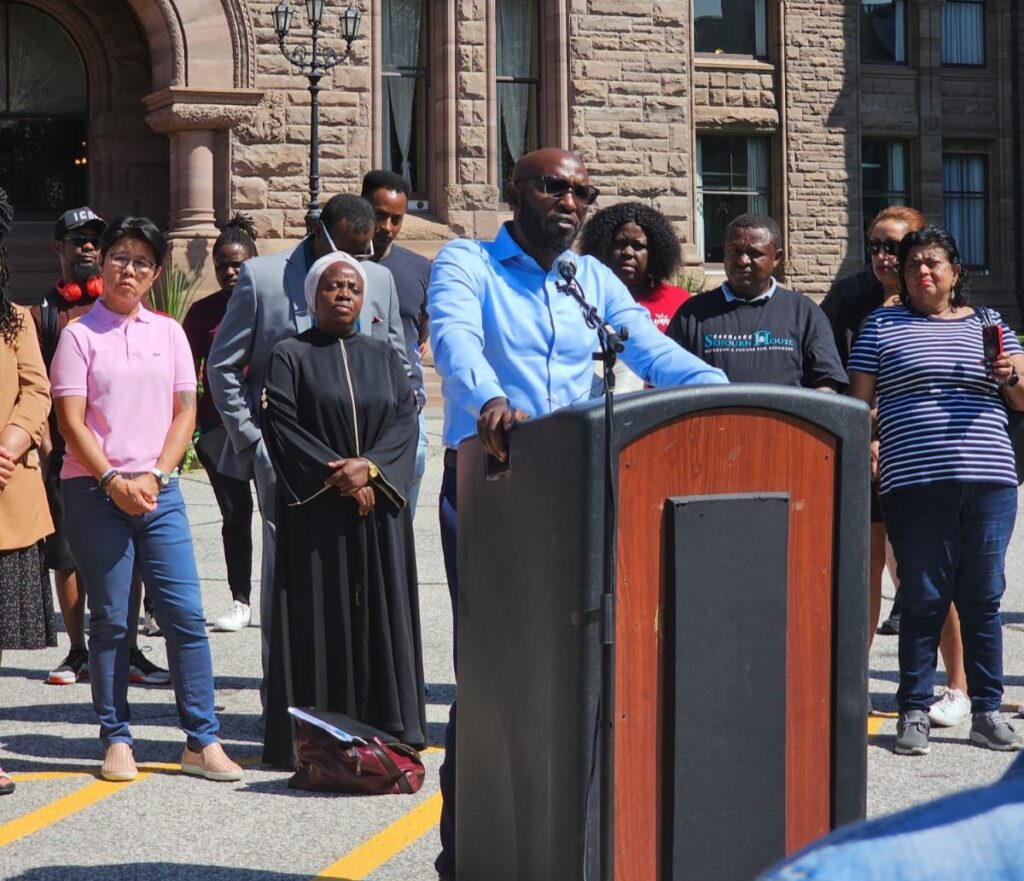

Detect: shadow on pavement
[5, 866, 311, 881]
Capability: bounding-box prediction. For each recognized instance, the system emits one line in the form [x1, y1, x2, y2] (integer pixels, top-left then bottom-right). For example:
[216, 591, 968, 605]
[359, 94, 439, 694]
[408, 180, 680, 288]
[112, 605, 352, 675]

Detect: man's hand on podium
[478, 397, 530, 463]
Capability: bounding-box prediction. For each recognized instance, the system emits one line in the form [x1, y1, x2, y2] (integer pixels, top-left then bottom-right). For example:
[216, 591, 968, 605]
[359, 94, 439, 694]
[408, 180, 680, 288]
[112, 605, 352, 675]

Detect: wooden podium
[455, 386, 870, 881]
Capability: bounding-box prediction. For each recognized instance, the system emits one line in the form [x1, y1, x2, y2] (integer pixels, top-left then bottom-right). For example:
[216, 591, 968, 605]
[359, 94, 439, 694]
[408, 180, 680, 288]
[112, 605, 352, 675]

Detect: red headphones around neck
[56, 275, 104, 303]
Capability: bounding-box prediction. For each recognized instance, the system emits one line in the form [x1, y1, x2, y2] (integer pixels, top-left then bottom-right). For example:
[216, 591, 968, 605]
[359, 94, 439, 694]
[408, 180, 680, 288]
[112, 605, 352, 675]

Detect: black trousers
[194, 427, 255, 604]
[436, 461, 458, 878]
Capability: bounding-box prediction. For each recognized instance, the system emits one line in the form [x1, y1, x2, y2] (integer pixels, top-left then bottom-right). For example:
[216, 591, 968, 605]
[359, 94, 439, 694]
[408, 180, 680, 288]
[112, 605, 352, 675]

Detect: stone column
[169, 129, 218, 236]
[143, 87, 263, 284]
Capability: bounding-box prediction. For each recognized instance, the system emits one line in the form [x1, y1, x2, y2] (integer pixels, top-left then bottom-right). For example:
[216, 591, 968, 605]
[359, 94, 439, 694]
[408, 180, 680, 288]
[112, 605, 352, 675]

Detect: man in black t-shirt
[362, 170, 432, 515]
[667, 213, 846, 391]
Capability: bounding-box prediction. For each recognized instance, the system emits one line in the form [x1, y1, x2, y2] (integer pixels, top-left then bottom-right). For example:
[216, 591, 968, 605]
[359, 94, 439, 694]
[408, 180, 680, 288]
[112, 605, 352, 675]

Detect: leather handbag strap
[368, 738, 414, 795]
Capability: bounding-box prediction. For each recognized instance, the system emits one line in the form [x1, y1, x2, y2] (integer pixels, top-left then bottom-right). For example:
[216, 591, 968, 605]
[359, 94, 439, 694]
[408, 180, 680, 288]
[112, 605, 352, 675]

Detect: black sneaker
[128, 647, 171, 685]
[895, 709, 931, 755]
[878, 612, 900, 635]
[970, 711, 1024, 751]
[47, 645, 89, 685]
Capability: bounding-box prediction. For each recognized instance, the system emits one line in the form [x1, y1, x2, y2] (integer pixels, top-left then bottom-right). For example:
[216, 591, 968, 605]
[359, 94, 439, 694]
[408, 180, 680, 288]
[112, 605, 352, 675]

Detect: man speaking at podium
[427, 147, 727, 879]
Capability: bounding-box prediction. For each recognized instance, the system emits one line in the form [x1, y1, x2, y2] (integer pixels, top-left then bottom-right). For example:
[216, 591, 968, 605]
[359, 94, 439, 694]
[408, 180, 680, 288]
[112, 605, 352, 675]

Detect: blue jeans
[62, 477, 220, 750]
[759, 753, 1024, 881]
[408, 408, 428, 518]
[882, 481, 1017, 715]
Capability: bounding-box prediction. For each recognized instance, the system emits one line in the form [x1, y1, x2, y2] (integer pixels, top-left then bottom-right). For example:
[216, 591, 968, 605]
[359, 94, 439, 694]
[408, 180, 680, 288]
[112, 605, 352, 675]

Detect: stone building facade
[6, 0, 1024, 322]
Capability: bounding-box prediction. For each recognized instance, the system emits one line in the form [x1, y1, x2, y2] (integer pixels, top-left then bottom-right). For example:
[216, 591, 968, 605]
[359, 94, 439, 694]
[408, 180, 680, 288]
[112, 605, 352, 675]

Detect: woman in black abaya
[261, 251, 426, 766]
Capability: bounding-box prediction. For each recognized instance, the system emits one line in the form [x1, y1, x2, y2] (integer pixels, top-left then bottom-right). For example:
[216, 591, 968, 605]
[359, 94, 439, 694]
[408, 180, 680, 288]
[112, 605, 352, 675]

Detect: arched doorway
[7, 0, 168, 302]
[0, 3, 88, 218]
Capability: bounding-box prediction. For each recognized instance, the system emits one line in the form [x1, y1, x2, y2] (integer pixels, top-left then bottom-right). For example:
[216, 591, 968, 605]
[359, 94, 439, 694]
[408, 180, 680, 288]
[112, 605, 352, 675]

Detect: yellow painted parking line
[315, 792, 443, 880]
[9, 771, 94, 782]
[867, 715, 885, 738]
[0, 773, 152, 849]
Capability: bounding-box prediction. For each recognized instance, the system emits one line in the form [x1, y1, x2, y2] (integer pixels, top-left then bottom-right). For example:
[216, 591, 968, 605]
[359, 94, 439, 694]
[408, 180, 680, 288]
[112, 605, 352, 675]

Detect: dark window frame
[860, 0, 908, 67]
[693, 0, 770, 61]
[940, 0, 986, 69]
[696, 134, 773, 265]
[942, 150, 989, 271]
[380, 0, 431, 207]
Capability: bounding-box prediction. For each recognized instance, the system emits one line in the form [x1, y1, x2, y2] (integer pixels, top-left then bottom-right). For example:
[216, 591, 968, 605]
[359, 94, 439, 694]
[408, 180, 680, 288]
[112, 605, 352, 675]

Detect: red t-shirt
[636, 282, 691, 333]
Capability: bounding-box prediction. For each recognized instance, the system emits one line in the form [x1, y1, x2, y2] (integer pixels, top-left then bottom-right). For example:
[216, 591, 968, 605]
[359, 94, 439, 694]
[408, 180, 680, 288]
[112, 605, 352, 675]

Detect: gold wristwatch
[365, 459, 379, 480]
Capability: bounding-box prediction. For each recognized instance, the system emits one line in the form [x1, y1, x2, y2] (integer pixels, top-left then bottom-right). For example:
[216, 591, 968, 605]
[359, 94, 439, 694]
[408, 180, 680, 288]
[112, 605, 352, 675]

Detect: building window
[0, 3, 88, 218]
[861, 0, 907, 65]
[696, 136, 771, 263]
[496, 0, 539, 193]
[693, 0, 768, 58]
[941, 0, 985, 66]
[381, 0, 429, 203]
[942, 153, 987, 269]
[861, 140, 909, 232]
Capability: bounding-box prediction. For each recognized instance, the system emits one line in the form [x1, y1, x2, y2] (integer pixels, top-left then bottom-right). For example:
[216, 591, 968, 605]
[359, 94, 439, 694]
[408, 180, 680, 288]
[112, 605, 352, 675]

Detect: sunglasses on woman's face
[868, 239, 900, 257]
[519, 175, 600, 206]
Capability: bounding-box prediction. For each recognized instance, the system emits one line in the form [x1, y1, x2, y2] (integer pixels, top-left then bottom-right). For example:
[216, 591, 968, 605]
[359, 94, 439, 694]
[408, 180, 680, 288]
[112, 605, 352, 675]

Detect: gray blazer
[206, 240, 409, 480]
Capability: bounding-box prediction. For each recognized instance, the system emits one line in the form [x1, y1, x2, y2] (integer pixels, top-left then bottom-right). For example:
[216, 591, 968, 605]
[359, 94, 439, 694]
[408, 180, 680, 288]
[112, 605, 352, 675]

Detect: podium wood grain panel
[615, 408, 837, 880]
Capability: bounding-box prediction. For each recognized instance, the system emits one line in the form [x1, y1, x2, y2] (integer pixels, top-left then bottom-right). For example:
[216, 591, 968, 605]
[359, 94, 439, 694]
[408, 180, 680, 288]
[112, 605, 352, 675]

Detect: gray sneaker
[895, 709, 931, 755]
[970, 711, 1024, 751]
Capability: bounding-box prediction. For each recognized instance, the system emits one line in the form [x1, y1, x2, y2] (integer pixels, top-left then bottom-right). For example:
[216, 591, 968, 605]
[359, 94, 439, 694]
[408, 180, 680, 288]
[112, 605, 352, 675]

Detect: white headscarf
[304, 251, 368, 317]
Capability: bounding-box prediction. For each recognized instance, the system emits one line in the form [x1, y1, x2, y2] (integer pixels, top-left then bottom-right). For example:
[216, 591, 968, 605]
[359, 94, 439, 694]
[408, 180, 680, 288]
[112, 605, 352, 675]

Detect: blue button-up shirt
[428, 223, 729, 447]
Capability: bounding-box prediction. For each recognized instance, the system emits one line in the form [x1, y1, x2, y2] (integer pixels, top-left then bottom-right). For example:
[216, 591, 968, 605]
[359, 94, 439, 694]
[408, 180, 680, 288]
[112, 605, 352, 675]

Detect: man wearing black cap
[30, 207, 169, 687]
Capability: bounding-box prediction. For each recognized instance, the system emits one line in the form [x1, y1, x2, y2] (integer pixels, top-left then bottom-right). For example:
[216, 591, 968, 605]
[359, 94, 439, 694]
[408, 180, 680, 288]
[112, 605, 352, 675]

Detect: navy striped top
[848, 306, 1022, 494]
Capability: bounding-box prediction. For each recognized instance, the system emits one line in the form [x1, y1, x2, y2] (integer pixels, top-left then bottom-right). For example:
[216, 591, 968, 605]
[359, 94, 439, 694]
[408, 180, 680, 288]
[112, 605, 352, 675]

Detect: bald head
[511, 149, 587, 187]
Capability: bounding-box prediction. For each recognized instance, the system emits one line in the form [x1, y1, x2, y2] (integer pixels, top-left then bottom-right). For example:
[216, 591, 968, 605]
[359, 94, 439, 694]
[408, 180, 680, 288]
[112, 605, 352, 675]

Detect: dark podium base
[456, 386, 870, 881]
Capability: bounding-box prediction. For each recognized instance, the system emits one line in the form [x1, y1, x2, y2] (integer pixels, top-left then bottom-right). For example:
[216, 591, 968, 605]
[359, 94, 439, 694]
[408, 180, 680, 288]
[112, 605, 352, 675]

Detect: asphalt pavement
[1, 408, 1023, 879]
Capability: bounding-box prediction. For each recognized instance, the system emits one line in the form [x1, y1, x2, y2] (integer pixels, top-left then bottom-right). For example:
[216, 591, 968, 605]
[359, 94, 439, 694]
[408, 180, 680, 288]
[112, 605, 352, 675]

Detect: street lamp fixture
[273, 2, 362, 231]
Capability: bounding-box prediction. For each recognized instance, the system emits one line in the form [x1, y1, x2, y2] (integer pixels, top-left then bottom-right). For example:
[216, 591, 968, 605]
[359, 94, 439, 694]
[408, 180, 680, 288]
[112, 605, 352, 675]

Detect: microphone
[554, 254, 626, 354]
[555, 253, 578, 285]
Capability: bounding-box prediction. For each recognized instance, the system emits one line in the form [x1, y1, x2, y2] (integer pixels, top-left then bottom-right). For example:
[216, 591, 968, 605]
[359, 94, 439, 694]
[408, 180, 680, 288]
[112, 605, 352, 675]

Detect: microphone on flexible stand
[554, 255, 627, 354]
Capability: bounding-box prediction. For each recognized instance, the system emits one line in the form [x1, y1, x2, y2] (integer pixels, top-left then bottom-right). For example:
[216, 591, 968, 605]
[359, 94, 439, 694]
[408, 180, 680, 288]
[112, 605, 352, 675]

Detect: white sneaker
[212, 601, 251, 632]
[140, 610, 163, 637]
[928, 687, 971, 727]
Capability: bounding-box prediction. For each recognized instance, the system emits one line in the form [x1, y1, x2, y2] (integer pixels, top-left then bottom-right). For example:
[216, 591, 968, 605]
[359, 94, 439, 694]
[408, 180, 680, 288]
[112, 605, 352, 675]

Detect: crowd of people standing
[0, 147, 1022, 878]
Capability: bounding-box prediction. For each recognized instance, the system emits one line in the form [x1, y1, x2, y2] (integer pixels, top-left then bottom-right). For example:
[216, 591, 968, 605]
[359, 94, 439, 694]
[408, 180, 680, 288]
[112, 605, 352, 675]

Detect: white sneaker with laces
[928, 687, 971, 727]
[212, 601, 252, 633]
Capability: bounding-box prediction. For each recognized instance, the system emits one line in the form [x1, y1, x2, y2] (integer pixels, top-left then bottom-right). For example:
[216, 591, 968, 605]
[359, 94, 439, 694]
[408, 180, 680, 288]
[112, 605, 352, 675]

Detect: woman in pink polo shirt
[51, 216, 242, 784]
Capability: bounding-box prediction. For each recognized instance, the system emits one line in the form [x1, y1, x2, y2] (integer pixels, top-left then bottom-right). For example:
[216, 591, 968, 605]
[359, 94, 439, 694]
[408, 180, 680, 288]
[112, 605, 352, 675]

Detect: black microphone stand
[556, 269, 627, 881]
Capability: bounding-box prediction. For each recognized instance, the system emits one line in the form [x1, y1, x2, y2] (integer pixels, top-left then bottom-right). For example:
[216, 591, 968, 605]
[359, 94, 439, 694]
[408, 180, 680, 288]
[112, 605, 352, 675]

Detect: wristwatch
[150, 467, 171, 489]
[364, 459, 379, 480]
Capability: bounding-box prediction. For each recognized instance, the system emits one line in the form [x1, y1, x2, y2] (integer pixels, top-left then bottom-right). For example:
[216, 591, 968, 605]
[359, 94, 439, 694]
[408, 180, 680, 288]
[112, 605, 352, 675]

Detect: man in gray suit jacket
[206, 194, 409, 695]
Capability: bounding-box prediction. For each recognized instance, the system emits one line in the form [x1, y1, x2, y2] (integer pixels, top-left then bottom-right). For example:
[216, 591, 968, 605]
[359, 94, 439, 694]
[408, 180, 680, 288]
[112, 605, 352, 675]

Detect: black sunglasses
[65, 233, 102, 248]
[867, 239, 900, 257]
[518, 174, 600, 206]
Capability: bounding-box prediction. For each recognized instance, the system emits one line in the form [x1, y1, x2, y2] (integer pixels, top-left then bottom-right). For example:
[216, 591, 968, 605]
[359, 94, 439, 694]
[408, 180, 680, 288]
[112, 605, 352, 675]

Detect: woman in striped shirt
[849, 226, 1024, 757]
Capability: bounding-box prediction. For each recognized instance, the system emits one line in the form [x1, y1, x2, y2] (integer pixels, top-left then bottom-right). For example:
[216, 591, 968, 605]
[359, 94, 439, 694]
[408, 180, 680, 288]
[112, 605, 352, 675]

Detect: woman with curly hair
[0, 188, 58, 795]
[182, 214, 259, 634]
[579, 201, 691, 332]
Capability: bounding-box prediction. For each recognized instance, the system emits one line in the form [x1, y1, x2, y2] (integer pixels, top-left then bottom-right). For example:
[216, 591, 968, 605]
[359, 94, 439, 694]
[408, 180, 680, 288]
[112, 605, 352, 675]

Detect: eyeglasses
[321, 220, 374, 261]
[517, 175, 600, 206]
[868, 240, 900, 257]
[65, 234, 101, 248]
[106, 254, 155, 276]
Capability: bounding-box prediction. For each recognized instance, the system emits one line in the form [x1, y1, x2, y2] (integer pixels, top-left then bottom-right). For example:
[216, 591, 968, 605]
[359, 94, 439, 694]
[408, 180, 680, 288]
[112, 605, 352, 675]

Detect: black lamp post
[273, 1, 362, 232]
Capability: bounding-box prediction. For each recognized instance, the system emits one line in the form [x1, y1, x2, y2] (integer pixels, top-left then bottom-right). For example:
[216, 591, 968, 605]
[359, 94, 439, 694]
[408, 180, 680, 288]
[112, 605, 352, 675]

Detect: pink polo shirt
[50, 300, 197, 479]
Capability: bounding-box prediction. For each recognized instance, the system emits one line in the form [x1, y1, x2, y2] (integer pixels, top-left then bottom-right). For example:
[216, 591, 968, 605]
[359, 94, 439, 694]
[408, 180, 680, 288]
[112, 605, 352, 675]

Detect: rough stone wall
[232, 0, 373, 239]
[694, 70, 776, 113]
[445, 0, 501, 238]
[568, 0, 693, 238]
[782, 2, 861, 295]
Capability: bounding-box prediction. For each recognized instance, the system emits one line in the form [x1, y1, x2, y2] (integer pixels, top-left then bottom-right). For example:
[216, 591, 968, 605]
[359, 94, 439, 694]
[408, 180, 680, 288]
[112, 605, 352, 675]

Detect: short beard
[524, 223, 578, 257]
[68, 261, 101, 286]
